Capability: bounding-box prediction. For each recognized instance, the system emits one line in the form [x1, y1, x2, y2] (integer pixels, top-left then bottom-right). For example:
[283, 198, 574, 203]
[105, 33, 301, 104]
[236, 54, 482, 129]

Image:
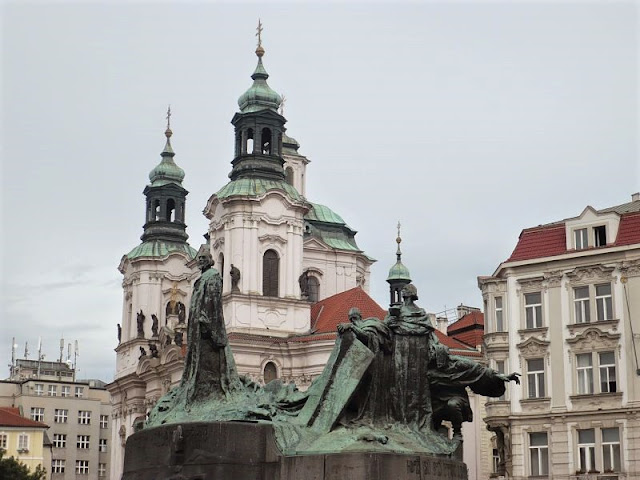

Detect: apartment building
[479, 193, 640, 479]
[1, 359, 111, 480]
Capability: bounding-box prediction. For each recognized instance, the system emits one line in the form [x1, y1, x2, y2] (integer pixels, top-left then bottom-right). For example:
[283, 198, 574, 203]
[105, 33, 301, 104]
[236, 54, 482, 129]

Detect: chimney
[632, 192, 640, 202]
[436, 316, 449, 334]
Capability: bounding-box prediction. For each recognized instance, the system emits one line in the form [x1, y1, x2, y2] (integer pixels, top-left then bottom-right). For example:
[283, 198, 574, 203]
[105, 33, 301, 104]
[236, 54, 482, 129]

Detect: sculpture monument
[123, 245, 519, 479]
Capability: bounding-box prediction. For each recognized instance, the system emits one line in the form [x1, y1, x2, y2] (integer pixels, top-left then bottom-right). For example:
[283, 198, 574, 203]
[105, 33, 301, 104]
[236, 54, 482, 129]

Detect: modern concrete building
[1, 359, 111, 480]
[479, 194, 640, 479]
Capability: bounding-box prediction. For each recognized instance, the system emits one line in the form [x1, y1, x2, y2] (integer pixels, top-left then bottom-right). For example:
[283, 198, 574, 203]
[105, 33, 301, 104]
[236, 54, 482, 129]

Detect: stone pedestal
[122, 422, 467, 480]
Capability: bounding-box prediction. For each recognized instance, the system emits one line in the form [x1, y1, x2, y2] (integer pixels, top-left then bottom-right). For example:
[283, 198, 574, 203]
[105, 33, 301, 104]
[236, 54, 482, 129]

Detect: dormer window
[593, 225, 606, 247]
[574, 228, 588, 250]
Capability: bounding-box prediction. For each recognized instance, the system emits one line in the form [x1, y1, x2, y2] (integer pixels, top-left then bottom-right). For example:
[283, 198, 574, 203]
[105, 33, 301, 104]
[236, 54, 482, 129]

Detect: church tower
[204, 35, 312, 335]
[387, 223, 412, 305]
[109, 115, 197, 479]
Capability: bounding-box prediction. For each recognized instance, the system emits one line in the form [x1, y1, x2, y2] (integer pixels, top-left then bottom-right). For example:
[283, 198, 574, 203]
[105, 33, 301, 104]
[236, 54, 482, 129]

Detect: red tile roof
[447, 311, 485, 348]
[506, 201, 640, 263]
[0, 407, 48, 428]
[507, 224, 566, 262]
[615, 212, 640, 246]
[311, 287, 387, 334]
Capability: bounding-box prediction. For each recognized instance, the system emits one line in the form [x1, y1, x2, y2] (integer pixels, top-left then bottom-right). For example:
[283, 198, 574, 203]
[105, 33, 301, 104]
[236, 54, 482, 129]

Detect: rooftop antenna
[67, 342, 71, 361]
[59, 336, 64, 363]
[37, 337, 42, 379]
[24, 341, 29, 360]
[9, 337, 16, 379]
[73, 340, 79, 381]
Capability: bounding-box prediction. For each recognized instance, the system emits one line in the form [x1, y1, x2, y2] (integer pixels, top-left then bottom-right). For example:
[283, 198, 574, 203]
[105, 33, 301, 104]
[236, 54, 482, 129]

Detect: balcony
[484, 331, 509, 353]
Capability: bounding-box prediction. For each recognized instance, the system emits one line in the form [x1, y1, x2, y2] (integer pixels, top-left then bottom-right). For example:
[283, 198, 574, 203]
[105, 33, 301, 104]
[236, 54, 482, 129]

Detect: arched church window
[261, 128, 272, 155]
[308, 276, 320, 303]
[218, 253, 225, 286]
[166, 199, 176, 222]
[246, 128, 254, 154]
[262, 250, 279, 297]
[285, 167, 294, 186]
[153, 199, 161, 221]
[235, 131, 241, 157]
[263, 362, 277, 384]
[146, 200, 152, 222]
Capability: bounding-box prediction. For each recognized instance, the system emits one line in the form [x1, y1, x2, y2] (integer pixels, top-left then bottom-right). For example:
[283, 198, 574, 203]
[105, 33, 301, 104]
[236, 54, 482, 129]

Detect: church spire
[387, 222, 412, 305]
[140, 109, 189, 243]
[229, 23, 287, 181]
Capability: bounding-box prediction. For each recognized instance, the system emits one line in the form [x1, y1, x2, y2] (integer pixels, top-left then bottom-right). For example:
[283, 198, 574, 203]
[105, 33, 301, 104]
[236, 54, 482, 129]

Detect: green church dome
[237, 48, 282, 114]
[149, 128, 185, 186]
[387, 260, 411, 281]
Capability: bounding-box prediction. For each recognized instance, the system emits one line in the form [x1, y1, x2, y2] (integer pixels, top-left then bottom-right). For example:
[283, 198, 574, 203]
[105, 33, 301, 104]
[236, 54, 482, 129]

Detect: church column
[249, 217, 259, 294]
[286, 221, 295, 298]
[223, 219, 232, 294]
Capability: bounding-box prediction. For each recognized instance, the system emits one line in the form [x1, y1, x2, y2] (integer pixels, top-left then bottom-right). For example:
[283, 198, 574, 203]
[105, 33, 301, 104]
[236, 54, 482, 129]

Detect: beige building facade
[480, 194, 640, 479]
[1, 359, 111, 480]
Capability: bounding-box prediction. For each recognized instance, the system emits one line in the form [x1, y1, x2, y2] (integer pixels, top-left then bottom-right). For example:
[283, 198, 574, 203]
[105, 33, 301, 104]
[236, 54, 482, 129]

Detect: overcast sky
[1, 1, 638, 382]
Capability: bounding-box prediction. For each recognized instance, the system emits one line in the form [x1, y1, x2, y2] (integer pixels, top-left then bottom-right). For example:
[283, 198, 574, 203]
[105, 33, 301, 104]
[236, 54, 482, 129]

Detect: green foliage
[0, 450, 46, 480]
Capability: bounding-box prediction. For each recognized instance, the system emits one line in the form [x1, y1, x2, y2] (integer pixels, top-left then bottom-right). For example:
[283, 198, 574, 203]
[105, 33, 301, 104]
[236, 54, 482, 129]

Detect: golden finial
[165, 105, 173, 138]
[396, 221, 402, 244]
[255, 19, 265, 57]
[279, 95, 286, 115]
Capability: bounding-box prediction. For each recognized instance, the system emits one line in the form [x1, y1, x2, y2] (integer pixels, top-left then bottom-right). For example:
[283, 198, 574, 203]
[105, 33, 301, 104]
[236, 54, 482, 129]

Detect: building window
[0, 433, 7, 449]
[261, 127, 272, 154]
[573, 286, 590, 323]
[78, 411, 91, 425]
[524, 292, 542, 329]
[53, 433, 66, 448]
[75, 386, 84, 398]
[47, 384, 57, 396]
[263, 362, 278, 383]
[575, 228, 588, 249]
[578, 429, 596, 473]
[529, 432, 549, 476]
[599, 351, 617, 393]
[602, 428, 621, 472]
[98, 463, 107, 477]
[596, 283, 613, 321]
[495, 296, 504, 332]
[492, 448, 500, 474]
[593, 225, 607, 247]
[34, 384, 44, 396]
[61, 385, 71, 397]
[30, 407, 44, 422]
[52, 459, 65, 473]
[576, 353, 594, 394]
[77, 435, 90, 449]
[18, 433, 29, 451]
[574, 351, 617, 395]
[54, 409, 68, 423]
[75, 460, 89, 475]
[527, 358, 545, 399]
[99, 438, 107, 453]
[100, 415, 109, 429]
[262, 249, 279, 297]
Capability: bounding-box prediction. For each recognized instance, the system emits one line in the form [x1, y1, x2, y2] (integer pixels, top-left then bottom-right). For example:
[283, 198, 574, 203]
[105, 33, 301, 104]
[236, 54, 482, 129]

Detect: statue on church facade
[298, 270, 309, 299]
[229, 264, 241, 292]
[137, 310, 145, 337]
[151, 314, 159, 337]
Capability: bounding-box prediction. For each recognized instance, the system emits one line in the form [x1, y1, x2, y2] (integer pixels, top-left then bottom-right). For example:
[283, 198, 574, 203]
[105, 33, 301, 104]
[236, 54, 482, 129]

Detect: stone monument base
[122, 422, 467, 480]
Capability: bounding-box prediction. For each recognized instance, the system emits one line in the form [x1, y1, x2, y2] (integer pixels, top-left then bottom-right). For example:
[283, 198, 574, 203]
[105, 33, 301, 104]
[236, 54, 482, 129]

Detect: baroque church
[107, 40, 379, 478]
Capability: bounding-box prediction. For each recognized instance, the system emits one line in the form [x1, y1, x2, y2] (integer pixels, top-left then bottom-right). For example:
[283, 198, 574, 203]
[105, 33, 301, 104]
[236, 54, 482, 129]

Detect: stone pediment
[258, 233, 287, 246]
[566, 326, 620, 351]
[566, 265, 615, 283]
[516, 336, 550, 357]
[303, 237, 331, 251]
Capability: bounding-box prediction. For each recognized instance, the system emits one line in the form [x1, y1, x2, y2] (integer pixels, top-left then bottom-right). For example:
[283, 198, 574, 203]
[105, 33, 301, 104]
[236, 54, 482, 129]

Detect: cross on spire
[166, 105, 172, 129]
[256, 19, 263, 48]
